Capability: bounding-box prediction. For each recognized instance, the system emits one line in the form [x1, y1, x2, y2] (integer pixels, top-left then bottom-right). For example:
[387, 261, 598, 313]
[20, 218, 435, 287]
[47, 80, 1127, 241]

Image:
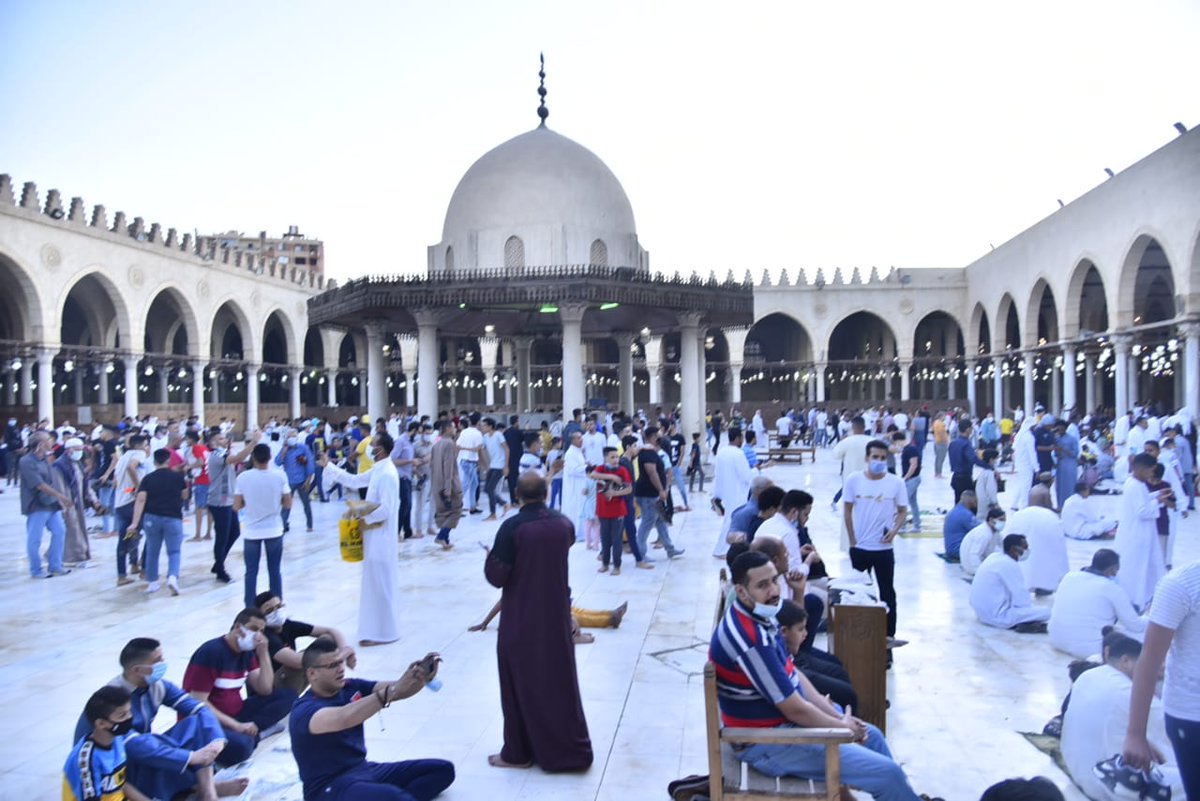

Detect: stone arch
[504, 236, 525, 268]
[209, 298, 256, 362]
[913, 311, 965, 358]
[826, 311, 901, 402]
[143, 285, 200, 357]
[337, 330, 359, 368]
[303, 327, 324, 367]
[1116, 232, 1177, 328]
[968, 303, 991, 355]
[994, 293, 1020, 352]
[1063, 258, 1109, 338]
[590, 239, 608, 267]
[262, 309, 298, 366]
[745, 312, 814, 363]
[445, 246, 455, 272]
[1189, 222, 1200, 316]
[58, 269, 135, 351]
[1025, 278, 1059, 346]
[0, 249, 43, 342]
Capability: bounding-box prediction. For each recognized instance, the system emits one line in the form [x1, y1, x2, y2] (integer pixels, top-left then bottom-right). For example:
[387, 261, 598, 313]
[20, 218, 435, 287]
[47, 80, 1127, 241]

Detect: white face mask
[265, 610, 285, 628]
[1016, 549, 1030, 562]
[236, 626, 258, 652]
[69, 450, 83, 461]
[286, 437, 298, 447]
[753, 599, 784, 620]
[992, 520, 1005, 533]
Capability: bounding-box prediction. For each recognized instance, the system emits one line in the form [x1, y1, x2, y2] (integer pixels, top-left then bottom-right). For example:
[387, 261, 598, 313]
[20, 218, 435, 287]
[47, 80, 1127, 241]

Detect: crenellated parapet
[0, 173, 326, 293]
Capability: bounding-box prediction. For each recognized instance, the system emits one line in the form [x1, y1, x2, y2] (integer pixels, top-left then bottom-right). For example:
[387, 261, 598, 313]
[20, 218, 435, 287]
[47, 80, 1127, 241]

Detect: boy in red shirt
[590, 447, 633, 575]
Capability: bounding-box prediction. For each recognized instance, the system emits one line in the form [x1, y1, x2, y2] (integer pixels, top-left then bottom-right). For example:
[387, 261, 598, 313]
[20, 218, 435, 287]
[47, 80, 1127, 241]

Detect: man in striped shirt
[709, 551, 921, 801]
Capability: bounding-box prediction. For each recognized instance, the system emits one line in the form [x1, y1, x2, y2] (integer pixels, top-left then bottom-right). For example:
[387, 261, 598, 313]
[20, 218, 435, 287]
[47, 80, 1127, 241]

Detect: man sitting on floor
[941, 490, 978, 562]
[1048, 549, 1146, 659]
[289, 638, 455, 801]
[256, 591, 357, 694]
[709, 550, 923, 801]
[1060, 481, 1117, 540]
[73, 637, 245, 800]
[969, 534, 1051, 633]
[960, 508, 1006, 579]
[182, 608, 298, 764]
[1028, 472, 1055, 510]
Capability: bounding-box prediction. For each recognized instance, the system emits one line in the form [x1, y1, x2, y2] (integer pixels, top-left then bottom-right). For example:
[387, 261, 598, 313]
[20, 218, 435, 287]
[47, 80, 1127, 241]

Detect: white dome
[431, 125, 645, 273]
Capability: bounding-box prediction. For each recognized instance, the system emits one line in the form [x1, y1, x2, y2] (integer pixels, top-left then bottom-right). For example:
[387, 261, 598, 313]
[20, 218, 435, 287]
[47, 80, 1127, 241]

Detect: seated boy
[64, 686, 148, 801]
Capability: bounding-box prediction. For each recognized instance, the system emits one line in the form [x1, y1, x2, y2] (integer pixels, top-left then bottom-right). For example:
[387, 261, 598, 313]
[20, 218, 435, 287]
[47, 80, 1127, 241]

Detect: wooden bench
[765, 446, 817, 464]
[705, 570, 853, 801]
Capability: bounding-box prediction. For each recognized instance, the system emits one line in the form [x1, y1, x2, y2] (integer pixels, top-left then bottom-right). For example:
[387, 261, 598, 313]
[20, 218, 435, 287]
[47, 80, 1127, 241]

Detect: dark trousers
[115, 503, 140, 577]
[950, 472, 974, 504]
[1166, 713, 1200, 799]
[622, 504, 646, 562]
[321, 758, 456, 801]
[398, 477, 413, 537]
[483, 468, 505, 515]
[849, 547, 897, 636]
[218, 688, 299, 765]
[599, 516, 624, 568]
[283, 481, 313, 530]
[798, 652, 858, 711]
[802, 593, 824, 652]
[506, 467, 520, 502]
[688, 464, 705, 493]
[208, 504, 240, 575]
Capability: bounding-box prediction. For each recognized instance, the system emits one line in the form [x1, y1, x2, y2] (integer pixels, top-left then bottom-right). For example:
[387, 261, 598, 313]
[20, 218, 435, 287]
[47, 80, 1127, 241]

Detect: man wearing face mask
[843, 440, 908, 642]
[64, 686, 149, 801]
[710, 551, 922, 801]
[1049, 549, 1147, 658]
[206, 429, 261, 584]
[255, 591, 356, 694]
[182, 608, 298, 764]
[19, 429, 73, 578]
[959, 508, 1006, 579]
[55, 436, 101, 568]
[412, 422, 436, 538]
[275, 429, 315, 533]
[969, 534, 1050, 632]
[72, 637, 243, 801]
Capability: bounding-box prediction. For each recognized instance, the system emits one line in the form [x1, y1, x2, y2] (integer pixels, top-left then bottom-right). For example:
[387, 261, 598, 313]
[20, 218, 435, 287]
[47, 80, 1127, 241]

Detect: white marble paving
[1, 451, 1196, 801]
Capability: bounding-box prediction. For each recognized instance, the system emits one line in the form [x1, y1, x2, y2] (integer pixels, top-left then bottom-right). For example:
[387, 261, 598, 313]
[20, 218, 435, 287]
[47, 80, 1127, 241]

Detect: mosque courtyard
[2, 452, 1195, 801]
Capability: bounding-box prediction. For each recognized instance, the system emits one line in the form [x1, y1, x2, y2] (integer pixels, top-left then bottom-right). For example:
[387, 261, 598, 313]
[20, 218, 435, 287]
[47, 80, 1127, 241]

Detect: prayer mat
[896, 528, 944, 539]
[1020, 731, 1069, 776]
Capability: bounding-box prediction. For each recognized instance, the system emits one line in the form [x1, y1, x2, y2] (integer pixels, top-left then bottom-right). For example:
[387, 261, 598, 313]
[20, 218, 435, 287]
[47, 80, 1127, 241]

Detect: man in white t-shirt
[109, 434, 150, 585]
[842, 438, 908, 641]
[775, 413, 793, 448]
[1124, 560, 1200, 798]
[580, 417, 606, 467]
[455, 412, 484, 514]
[234, 444, 291, 610]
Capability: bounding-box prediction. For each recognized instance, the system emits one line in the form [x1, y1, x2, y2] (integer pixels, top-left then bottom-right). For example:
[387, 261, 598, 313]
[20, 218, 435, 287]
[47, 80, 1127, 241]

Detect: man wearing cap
[20, 430, 72, 578]
[56, 436, 100, 567]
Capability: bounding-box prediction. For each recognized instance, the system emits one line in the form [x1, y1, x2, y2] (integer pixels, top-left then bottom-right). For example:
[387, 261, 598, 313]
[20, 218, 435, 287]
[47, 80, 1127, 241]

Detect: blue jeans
[319, 758, 456, 801]
[459, 461, 480, 510]
[283, 481, 313, 530]
[636, 496, 677, 557]
[738, 723, 918, 801]
[219, 689, 299, 766]
[623, 504, 646, 563]
[115, 503, 140, 578]
[26, 509, 65, 576]
[550, 477, 563, 509]
[142, 513, 183, 582]
[243, 536, 284, 608]
[670, 465, 690, 508]
[904, 476, 921, 530]
[97, 485, 116, 532]
[1165, 713, 1199, 799]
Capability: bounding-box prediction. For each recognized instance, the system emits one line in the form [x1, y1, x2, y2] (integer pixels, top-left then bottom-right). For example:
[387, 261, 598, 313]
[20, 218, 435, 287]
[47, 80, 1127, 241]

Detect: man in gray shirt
[20, 430, 72, 578]
[390, 423, 419, 539]
[206, 429, 259, 583]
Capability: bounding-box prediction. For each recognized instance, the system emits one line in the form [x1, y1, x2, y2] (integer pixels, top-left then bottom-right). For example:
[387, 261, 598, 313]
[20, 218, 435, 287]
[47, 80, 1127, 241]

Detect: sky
[2, 1, 1198, 284]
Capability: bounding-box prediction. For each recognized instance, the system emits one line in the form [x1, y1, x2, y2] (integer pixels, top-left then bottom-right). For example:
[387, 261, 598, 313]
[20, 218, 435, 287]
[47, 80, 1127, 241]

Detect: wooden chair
[705, 573, 854, 801]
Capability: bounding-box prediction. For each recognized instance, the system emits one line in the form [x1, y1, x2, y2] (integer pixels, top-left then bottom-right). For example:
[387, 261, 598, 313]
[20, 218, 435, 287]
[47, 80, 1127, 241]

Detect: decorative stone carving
[40, 244, 61, 270]
[251, 290, 262, 309]
[899, 297, 914, 315]
[196, 280, 210, 298]
[127, 265, 145, 287]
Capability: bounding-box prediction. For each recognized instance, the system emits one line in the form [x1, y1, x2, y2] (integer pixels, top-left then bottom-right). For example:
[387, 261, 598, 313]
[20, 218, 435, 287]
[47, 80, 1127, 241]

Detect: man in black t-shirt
[633, 427, 684, 560]
[127, 449, 189, 595]
[92, 427, 119, 537]
[256, 591, 357, 693]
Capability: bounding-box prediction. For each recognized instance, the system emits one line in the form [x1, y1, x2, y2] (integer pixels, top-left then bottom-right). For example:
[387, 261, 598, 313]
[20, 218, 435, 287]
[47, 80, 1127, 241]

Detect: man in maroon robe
[484, 472, 593, 772]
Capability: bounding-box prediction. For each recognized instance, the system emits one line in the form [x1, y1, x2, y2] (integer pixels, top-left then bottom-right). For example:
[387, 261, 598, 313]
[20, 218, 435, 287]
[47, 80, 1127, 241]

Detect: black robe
[485, 503, 593, 771]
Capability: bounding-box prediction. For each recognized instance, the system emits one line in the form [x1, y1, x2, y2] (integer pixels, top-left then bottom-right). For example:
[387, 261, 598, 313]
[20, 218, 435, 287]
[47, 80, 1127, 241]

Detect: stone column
[289, 366, 303, 419]
[158, 371, 169, 404]
[1113, 335, 1131, 416]
[503, 370, 513, 407]
[992, 358, 1004, 417]
[644, 336, 663, 406]
[397, 335, 418, 411]
[559, 304, 587, 416]
[19, 360, 33, 405]
[816, 362, 827, 403]
[124, 357, 140, 419]
[1022, 354, 1035, 413]
[722, 326, 750, 408]
[211, 368, 221, 404]
[98, 365, 110, 406]
[71, 370, 83, 405]
[191, 361, 206, 424]
[965, 359, 977, 414]
[677, 312, 704, 437]
[513, 336, 533, 413]
[611, 332, 634, 415]
[478, 335, 500, 409]
[359, 371, 368, 408]
[1050, 355, 1062, 414]
[37, 347, 56, 426]
[325, 370, 338, 408]
[414, 310, 440, 421]
[1084, 353, 1096, 412]
[695, 329, 709, 418]
[899, 360, 912, 401]
[363, 321, 388, 424]
[1182, 322, 1200, 422]
[245, 364, 261, 431]
[3, 368, 13, 406]
[1062, 345, 1077, 414]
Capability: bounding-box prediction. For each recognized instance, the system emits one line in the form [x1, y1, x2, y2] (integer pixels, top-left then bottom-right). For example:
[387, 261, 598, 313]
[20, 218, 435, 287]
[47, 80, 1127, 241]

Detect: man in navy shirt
[941, 490, 979, 562]
[947, 419, 986, 504]
[290, 638, 454, 801]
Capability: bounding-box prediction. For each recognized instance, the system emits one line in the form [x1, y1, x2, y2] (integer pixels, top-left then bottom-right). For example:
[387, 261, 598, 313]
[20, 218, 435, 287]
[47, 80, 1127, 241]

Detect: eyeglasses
[311, 659, 345, 671]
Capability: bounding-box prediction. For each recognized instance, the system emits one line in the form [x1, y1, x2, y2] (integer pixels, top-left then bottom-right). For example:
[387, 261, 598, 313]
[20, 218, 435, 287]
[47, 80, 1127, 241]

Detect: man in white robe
[1011, 416, 1038, 510]
[969, 534, 1050, 630]
[1112, 411, 1131, 458]
[1048, 548, 1146, 659]
[317, 434, 402, 646]
[559, 431, 591, 540]
[960, 509, 1005, 579]
[1115, 452, 1168, 611]
[1060, 482, 1117, 540]
[711, 426, 753, 557]
[1008, 505, 1069, 593]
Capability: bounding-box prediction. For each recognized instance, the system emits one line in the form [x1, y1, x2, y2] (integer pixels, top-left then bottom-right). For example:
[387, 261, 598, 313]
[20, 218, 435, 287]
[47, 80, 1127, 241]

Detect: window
[296, 257, 308, 265]
[445, 246, 455, 271]
[589, 239, 608, 266]
[504, 236, 525, 268]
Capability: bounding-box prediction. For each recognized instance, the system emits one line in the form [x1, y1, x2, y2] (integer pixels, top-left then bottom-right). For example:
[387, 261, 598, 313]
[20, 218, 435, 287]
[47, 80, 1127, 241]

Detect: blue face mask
[753, 599, 783, 620]
[146, 662, 168, 684]
[868, 461, 887, 476]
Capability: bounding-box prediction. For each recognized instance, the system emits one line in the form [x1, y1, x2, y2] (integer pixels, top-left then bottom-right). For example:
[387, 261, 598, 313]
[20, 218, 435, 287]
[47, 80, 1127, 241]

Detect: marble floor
[2, 452, 1195, 801]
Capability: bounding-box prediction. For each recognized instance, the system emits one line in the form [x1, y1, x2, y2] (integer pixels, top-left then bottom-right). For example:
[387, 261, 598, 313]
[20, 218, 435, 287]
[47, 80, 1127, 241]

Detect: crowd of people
[3, 394, 1196, 800]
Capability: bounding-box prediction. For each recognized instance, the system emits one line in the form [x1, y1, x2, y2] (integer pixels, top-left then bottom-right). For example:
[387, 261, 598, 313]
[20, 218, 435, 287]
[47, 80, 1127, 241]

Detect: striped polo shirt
[709, 598, 801, 727]
[182, 636, 259, 718]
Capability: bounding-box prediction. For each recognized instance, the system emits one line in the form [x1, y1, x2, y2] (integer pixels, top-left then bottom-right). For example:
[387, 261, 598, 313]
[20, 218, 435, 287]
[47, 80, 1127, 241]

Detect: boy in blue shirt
[64, 686, 146, 801]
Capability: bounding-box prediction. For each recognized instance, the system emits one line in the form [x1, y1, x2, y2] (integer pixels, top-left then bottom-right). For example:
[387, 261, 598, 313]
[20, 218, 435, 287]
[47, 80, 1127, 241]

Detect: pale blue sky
[2, 0, 1197, 283]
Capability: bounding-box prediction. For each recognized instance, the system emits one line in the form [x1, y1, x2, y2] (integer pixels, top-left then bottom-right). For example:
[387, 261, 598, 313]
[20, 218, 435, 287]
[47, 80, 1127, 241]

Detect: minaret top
[537, 53, 549, 127]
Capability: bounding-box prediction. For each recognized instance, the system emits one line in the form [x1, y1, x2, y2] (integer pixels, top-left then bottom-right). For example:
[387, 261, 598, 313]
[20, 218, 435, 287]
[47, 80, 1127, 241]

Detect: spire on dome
[537, 53, 549, 127]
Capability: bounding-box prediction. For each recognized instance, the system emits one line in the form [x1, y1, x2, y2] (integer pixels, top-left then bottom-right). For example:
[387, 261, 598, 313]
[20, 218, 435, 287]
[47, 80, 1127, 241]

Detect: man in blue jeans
[275, 431, 315, 533]
[711, 551, 922, 801]
[19, 429, 71, 578]
[633, 426, 684, 560]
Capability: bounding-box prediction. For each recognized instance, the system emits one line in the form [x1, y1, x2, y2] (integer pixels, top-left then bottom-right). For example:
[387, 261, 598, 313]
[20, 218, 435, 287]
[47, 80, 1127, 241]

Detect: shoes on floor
[145, 582, 160, 594]
[167, 575, 179, 596]
[48, 569, 72, 577]
[117, 576, 136, 586]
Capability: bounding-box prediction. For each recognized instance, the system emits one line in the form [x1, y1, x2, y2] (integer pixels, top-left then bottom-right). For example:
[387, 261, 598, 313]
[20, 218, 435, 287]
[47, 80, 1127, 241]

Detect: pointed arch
[1063, 258, 1108, 338]
[1116, 233, 1177, 328]
[1024, 278, 1059, 346]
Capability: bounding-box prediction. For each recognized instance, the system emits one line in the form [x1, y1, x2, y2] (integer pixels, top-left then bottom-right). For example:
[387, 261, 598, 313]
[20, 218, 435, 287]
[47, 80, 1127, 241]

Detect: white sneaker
[167, 576, 179, 596]
[145, 582, 160, 594]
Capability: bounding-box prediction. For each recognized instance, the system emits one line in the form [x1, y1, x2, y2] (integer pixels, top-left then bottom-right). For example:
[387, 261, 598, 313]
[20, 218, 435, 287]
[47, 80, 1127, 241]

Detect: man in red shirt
[184, 430, 212, 541]
[590, 447, 633, 575]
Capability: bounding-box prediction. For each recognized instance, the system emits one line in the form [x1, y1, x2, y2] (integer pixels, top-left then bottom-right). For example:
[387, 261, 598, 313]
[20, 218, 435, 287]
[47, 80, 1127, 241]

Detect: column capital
[411, 308, 442, 328]
[512, 335, 534, 350]
[478, 336, 501, 370]
[558, 303, 588, 325]
[1111, 333, 1133, 353]
[1178, 319, 1200, 338]
[613, 330, 638, 348]
[363, 319, 389, 337]
[677, 311, 705, 329]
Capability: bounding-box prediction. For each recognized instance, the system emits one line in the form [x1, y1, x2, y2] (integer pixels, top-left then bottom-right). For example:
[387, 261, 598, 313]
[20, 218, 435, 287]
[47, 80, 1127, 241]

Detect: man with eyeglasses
[255, 591, 356, 694]
[289, 638, 455, 801]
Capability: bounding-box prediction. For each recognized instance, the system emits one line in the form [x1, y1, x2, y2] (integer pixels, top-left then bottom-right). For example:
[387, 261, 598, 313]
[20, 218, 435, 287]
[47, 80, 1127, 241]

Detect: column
[325, 370, 338, 408]
[211, 368, 221, 404]
[98, 365, 110, 406]
[158, 371, 169, 404]
[513, 336, 533, 413]
[3, 368, 13, 406]
[1113, 335, 1131, 416]
[721, 326, 750, 408]
[1084, 353, 1096, 412]
[414, 310, 440, 420]
[503, 370, 513, 407]
[19, 360, 33, 405]
[992, 358, 1003, 417]
[644, 336, 663, 407]
[397, 335, 418, 411]
[677, 312, 703, 437]
[1182, 322, 1200, 422]
[559, 304, 587, 416]
[363, 321, 388, 424]
[1022, 354, 1035, 413]
[695, 329, 708, 419]
[359, 371, 368, 408]
[245, 364, 261, 431]
[899, 359, 912, 401]
[124, 356, 140, 419]
[478, 335, 500, 409]
[965, 359, 977, 413]
[615, 332, 636, 414]
[1062, 346, 1077, 414]
[36, 347, 56, 426]
[815, 362, 827, 403]
[1050, 354, 1062, 414]
[191, 361, 206, 424]
[289, 366, 303, 419]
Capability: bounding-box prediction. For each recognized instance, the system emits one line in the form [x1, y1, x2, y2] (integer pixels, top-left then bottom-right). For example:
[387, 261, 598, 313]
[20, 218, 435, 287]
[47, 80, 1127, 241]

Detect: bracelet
[375, 689, 390, 708]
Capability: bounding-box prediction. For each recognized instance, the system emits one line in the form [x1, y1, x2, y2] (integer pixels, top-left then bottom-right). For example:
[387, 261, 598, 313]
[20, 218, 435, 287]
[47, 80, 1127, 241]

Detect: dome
[432, 125, 645, 273]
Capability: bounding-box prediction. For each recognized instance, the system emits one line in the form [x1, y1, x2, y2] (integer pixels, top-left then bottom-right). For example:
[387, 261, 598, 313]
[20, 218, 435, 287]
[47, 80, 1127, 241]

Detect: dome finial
[537, 52, 549, 127]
